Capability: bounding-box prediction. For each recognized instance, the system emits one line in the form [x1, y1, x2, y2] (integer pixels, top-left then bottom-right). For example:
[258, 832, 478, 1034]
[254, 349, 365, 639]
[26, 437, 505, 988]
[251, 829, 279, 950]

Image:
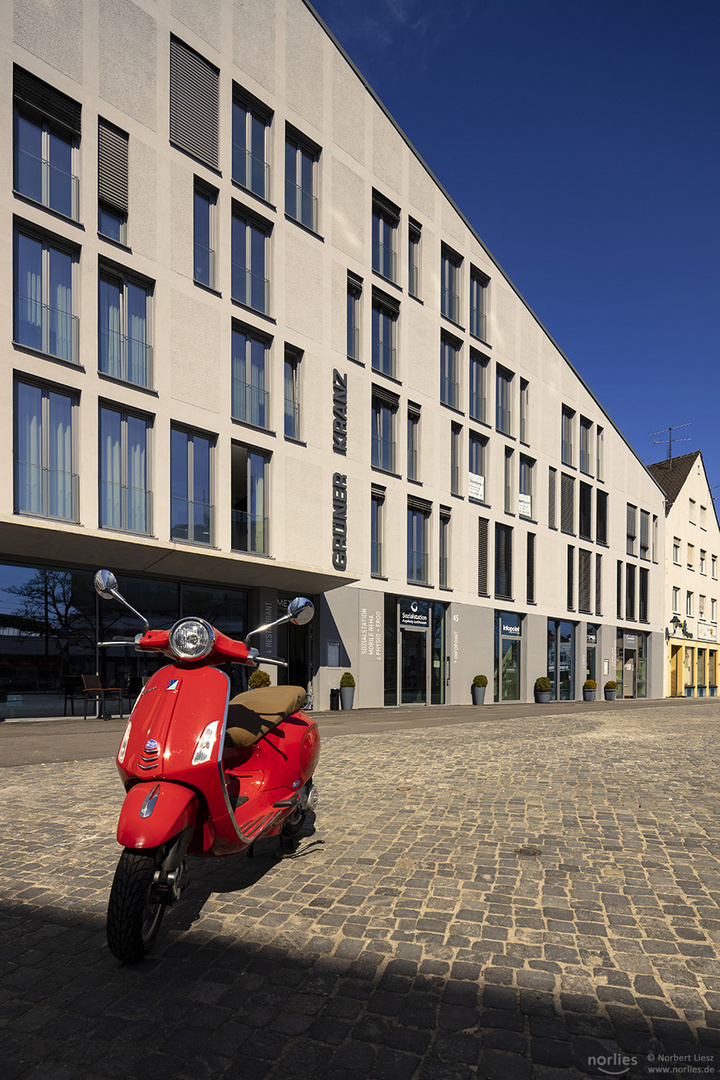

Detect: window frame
[231, 203, 271, 315]
[170, 425, 214, 546]
[98, 261, 153, 389]
[232, 86, 272, 201]
[441, 245, 462, 324]
[231, 324, 270, 430]
[372, 192, 399, 283]
[469, 266, 489, 341]
[441, 334, 461, 410]
[496, 366, 513, 436]
[285, 126, 320, 234]
[13, 224, 79, 364]
[284, 345, 302, 441]
[193, 180, 218, 290]
[99, 403, 152, 535]
[14, 376, 78, 522]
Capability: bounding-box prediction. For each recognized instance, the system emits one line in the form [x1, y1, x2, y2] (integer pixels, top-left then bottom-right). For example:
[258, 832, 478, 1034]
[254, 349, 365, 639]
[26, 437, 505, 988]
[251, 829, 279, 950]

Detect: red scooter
[94, 569, 319, 963]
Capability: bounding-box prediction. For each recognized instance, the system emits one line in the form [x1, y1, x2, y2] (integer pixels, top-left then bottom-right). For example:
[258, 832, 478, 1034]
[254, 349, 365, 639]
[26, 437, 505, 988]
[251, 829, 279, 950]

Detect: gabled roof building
[0, 0, 667, 716]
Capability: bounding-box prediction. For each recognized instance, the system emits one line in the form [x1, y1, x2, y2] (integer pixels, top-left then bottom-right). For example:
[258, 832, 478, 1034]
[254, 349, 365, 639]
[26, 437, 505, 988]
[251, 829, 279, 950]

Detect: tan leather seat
[225, 685, 307, 748]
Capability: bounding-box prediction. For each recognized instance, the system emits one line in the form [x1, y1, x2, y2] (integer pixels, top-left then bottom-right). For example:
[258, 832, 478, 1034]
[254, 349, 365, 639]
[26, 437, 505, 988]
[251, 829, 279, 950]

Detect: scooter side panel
[117, 781, 199, 849]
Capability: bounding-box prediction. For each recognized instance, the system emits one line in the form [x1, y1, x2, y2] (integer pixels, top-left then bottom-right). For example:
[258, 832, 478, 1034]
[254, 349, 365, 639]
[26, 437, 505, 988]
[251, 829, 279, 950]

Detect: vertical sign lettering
[332, 473, 347, 571]
[332, 370, 348, 454]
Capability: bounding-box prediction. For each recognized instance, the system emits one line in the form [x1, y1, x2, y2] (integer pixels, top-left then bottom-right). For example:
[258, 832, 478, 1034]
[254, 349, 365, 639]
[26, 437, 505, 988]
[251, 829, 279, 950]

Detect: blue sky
[310, 0, 720, 500]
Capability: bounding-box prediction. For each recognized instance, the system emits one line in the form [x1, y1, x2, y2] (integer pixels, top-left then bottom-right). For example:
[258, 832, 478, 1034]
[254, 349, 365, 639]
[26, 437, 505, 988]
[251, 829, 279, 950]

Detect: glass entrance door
[500, 638, 520, 701]
[401, 629, 427, 704]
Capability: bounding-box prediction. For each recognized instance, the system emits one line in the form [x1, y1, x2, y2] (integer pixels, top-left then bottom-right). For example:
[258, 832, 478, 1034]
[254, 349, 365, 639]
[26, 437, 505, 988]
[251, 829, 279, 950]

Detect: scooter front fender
[117, 781, 201, 849]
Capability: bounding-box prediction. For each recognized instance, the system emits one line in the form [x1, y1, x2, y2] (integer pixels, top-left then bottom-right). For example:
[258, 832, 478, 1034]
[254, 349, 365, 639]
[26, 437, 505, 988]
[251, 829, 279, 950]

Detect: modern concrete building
[1, 0, 667, 717]
[648, 452, 720, 697]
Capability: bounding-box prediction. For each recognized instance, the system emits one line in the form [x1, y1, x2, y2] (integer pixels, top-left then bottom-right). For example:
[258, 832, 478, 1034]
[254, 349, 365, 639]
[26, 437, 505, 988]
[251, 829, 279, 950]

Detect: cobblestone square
[1, 701, 720, 1078]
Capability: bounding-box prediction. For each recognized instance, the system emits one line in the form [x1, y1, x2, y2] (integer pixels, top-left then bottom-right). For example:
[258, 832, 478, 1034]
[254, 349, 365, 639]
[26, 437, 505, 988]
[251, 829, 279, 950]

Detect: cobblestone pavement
[1, 703, 720, 1079]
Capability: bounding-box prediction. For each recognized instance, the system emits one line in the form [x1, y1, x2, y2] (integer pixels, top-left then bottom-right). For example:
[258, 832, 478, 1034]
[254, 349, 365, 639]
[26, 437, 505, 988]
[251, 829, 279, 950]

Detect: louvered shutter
[595, 554, 603, 615]
[561, 473, 574, 534]
[567, 546, 575, 610]
[495, 524, 512, 600]
[98, 120, 129, 213]
[14, 65, 81, 136]
[526, 533, 535, 604]
[548, 467, 556, 529]
[477, 517, 489, 596]
[579, 548, 591, 613]
[170, 37, 219, 168]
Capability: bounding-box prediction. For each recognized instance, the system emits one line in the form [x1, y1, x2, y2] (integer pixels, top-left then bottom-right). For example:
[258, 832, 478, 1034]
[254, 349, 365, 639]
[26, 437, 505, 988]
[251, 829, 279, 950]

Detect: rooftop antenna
[649, 423, 692, 463]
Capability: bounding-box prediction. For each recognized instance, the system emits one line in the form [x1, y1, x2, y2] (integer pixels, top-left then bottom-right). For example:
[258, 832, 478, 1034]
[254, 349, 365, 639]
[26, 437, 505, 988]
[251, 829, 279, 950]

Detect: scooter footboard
[117, 781, 199, 849]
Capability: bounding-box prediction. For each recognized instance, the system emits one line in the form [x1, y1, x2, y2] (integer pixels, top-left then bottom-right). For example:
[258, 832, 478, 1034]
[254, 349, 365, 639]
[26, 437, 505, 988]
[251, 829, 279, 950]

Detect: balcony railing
[14, 294, 78, 363]
[232, 145, 270, 200]
[470, 306, 487, 341]
[441, 377, 459, 410]
[232, 380, 268, 429]
[372, 339, 396, 378]
[371, 541, 383, 578]
[409, 260, 419, 297]
[439, 555, 449, 589]
[99, 327, 152, 388]
[170, 499, 213, 546]
[284, 398, 300, 440]
[372, 435, 395, 474]
[408, 549, 429, 584]
[347, 324, 359, 360]
[231, 262, 269, 314]
[99, 482, 152, 535]
[231, 510, 268, 556]
[14, 146, 79, 220]
[373, 241, 396, 282]
[285, 180, 317, 233]
[469, 393, 486, 424]
[441, 286, 460, 323]
[14, 461, 78, 521]
[194, 243, 215, 288]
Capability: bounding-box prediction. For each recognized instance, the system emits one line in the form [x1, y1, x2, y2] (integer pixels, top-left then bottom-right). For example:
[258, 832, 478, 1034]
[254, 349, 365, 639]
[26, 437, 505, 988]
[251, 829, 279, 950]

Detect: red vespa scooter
[94, 569, 319, 963]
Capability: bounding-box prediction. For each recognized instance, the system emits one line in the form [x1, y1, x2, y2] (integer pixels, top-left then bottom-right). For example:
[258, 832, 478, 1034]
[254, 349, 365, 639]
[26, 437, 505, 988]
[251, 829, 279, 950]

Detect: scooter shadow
[164, 811, 321, 934]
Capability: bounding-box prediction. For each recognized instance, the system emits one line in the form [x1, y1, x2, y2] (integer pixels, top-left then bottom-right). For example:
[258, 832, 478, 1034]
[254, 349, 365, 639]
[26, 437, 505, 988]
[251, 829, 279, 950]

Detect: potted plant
[535, 677, 552, 704]
[604, 680, 617, 701]
[583, 679, 596, 702]
[471, 674, 488, 705]
[248, 669, 271, 689]
[340, 671, 355, 710]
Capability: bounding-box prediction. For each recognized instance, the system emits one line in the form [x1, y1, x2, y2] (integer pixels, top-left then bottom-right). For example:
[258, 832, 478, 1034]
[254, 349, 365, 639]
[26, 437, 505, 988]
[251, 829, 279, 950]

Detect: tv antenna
[649, 423, 692, 462]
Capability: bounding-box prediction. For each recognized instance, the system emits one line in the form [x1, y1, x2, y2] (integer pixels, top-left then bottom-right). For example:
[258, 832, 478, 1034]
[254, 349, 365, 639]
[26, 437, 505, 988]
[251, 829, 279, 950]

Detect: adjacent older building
[1, 0, 666, 717]
[648, 452, 720, 697]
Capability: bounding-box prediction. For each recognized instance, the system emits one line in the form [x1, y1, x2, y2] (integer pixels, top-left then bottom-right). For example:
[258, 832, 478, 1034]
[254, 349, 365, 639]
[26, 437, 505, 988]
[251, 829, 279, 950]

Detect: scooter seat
[225, 686, 307, 748]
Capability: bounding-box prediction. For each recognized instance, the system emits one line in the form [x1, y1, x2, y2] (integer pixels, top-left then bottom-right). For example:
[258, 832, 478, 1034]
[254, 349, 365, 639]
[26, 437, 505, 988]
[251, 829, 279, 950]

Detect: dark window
[495, 523, 513, 600]
[232, 88, 271, 199]
[579, 481, 592, 540]
[14, 378, 77, 521]
[579, 548, 592, 613]
[527, 533, 536, 604]
[470, 267, 489, 340]
[626, 564, 636, 620]
[14, 227, 78, 363]
[567, 545, 575, 610]
[14, 65, 80, 219]
[194, 181, 217, 288]
[372, 291, 399, 377]
[231, 442, 269, 555]
[99, 265, 153, 388]
[441, 334, 460, 409]
[561, 473, 575, 535]
[596, 490, 608, 545]
[231, 325, 269, 428]
[372, 192, 399, 282]
[99, 405, 151, 534]
[98, 119, 128, 242]
[232, 206, 270, 314]
[371, 487, 384, 577]
[439, 511, 450, 588]
[347, 274, 362, 360]
[441, 246, 462, 323]
[285, 128, 319, 231]
[407, 499, 431, 584]
[170, 427, 213, 545]
[284, 347, 301, 440]
[372, 387, 398, 473]
[548, 467, 557, 529]
[595, 553, 602, 615]
[639, 567, 649, 623]
[478, 517, 489, 596]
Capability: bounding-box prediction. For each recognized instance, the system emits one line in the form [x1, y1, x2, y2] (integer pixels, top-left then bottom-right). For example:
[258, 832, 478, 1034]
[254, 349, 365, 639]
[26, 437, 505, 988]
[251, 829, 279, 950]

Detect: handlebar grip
[252, 655, 289, 668]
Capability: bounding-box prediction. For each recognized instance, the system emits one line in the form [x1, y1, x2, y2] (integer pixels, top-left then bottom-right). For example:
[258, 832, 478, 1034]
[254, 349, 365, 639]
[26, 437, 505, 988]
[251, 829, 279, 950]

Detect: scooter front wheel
[107, 847, 166, 963]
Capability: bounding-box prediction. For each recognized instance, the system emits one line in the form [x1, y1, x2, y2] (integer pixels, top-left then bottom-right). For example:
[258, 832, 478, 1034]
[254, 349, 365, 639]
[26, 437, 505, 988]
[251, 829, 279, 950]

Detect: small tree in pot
[340, 671, 355, 710]
[583, 679, 596, 702]
[604, 680, 617, 701]
[471, 674, 488, 705]
[535, 676, 552, 703]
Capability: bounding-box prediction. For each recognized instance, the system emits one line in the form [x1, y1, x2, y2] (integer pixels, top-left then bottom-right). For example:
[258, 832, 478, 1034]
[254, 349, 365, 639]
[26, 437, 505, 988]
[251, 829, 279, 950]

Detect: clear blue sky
[309, 0, 720, 501]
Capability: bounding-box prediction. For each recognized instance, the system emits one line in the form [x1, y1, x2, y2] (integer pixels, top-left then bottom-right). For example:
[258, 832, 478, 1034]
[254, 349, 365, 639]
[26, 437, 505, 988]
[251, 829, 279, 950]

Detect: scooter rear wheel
[107, 847, 165, 963]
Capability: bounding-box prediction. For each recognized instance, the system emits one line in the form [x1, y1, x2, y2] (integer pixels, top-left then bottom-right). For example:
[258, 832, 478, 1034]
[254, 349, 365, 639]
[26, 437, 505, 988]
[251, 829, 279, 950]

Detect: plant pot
[535, 691, 551, 704]
[471, 685, 486, 705]
[340, 686, 355, 710]
[604, 690, 616, 701]
[583, 690, 596, 702]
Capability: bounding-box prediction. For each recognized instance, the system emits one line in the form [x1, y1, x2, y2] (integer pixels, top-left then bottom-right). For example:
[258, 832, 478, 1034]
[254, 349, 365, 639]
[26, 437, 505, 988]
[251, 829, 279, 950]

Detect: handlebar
[252, 655, 289, 668]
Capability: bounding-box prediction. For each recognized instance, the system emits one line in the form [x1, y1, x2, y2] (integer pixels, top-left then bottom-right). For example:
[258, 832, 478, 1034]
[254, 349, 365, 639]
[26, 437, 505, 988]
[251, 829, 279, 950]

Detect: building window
[285, 127, 319, 232]
[689, 498, 696, 524]
[579, 548, 592, 614]
[169, 36, 219, 169]
[469, 267, 488, 340]
[672, 586, 681, 613]
[519, 456, 534, 519]
[561, 473, 575, 535]
[372, 191, 399, 282]
[14, 227, 78, 363]
[441, 246, 462, 323]
[194, 182, 217, 289]
[639, 568, 649, 623]
[440, 334, 460, 409]
[527, 533, 536, 604]
[469, 351, 488, 423]
[232, 206, 270, 314]
[640, 510, 650, 560]
[596, 426, 604, 480]
[548, 467, 557, 530]
[477, 517, 489, 596]
[496, 366, 513, 435]
[99, 405, 151, 534]
[700, 549, 707, 574]
[652, 515, 658, 562]
[371, 487, 384, 578]
[407, 405, 420, 482]
[372, 388, 398, 473]
[520, 379, 529, 443]
[712, 598, 717, 623]
[99, 265, 152, 388]
[567, 545, 575, 610]
[232, 88, 271, 200]
[408, 219, 421, 298]
[439, 510, 451, 589]
[686, 591, 694, 617]
[701, 504, 707, 529]
[407, 499, 431, 584]
[372, 291, 398, 378]
[231, 442, 269, 555]
[98, 119, 128, 243]
[231, 326, 269, 429]
[596, 490, 608, 545]
[626, 564, 636, 620]
[14, 378, 77, 521]
[596, 553, 603, 615]
[504, 448, 514, 514]
[284, 347, 302, 440]
[673, 537, 681, 565]
[495, 523, 513, 600]
[469, 432, 487, 503]
[13, 66, 80, 220]
[579, 482, 592, 540]
[626, 504, 637, 556]
[580, 417, 592, 475]
[561, 406, 575, 466]
[713, 555, 718, 580]
[616, 561, 623, 619]
[688, 543, 695, 570]
[699, 594, 706, 621]
[347, 274, 362, 361]
[450, 424, 462, 496]
[170, 427, 213, 545]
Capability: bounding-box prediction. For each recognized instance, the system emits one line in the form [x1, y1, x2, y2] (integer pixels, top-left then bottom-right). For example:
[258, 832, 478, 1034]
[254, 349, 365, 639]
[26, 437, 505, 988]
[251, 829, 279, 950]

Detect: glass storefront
[0, 560, 248, 718]
[615, 629, 647, 698]
[586, 624, 597, 684]
[547, 619, 574, 700]
[494, 611, 522, 702]
[383, 595, 447, 706]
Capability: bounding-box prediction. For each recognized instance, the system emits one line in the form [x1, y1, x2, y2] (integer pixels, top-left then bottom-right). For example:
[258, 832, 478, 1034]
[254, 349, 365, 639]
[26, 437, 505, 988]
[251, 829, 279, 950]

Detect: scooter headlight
[168, 618, 215, 660]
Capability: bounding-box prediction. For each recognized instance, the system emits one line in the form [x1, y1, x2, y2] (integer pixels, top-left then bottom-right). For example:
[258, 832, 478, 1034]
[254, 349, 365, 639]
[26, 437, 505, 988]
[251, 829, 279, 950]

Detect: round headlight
[168, 618, 215, 660]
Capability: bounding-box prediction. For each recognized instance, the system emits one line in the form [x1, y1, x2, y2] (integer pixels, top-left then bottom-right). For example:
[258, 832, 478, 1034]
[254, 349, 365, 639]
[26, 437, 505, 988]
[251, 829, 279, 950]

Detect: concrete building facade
[1, 0, 667, 717]
[648, 452, 720, 698]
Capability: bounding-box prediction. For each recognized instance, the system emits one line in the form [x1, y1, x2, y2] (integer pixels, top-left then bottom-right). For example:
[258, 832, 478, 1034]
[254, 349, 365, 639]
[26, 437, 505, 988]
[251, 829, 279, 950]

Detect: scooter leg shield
[117, 782, 199, 849]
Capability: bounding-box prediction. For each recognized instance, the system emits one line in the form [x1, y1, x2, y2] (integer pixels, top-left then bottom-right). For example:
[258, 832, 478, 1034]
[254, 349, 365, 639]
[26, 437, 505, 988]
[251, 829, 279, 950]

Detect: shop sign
[332, 473, 347, 571]
[698, 623, 717, 642]
[468, 472, 485, 501]
[360, 607, 382, 660]
[332, 370, 348, 455]
[587, 627, 598, 644]
[499, 612, 521, 637]
[518, 493, 532, 518]
[400, 599, 430, 628]
[624, 633, 637, 649]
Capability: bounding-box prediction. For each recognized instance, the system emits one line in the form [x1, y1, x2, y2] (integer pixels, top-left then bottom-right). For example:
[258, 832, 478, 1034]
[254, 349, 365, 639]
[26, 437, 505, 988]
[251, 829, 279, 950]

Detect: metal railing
[285, 179, 317, 232]
[373, 240, 397, 282]
[170, 499, 213, 545]
[232, 145, 270, 200]
[14, 462, 78, 521]
[99, 482, 152, 535]
[14, 294, 78, 363]
[194, 243, 215, 288]
[408, 549, 429, 584]
[232, 381, 269, 429]
[231, 262, 269, 314]
[372, 435, 395, 473]
[14, 146, 79, 220]
[99, 327, 153, 388]
[231, 510, 268, 556]
[372, 339, 396, 378]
